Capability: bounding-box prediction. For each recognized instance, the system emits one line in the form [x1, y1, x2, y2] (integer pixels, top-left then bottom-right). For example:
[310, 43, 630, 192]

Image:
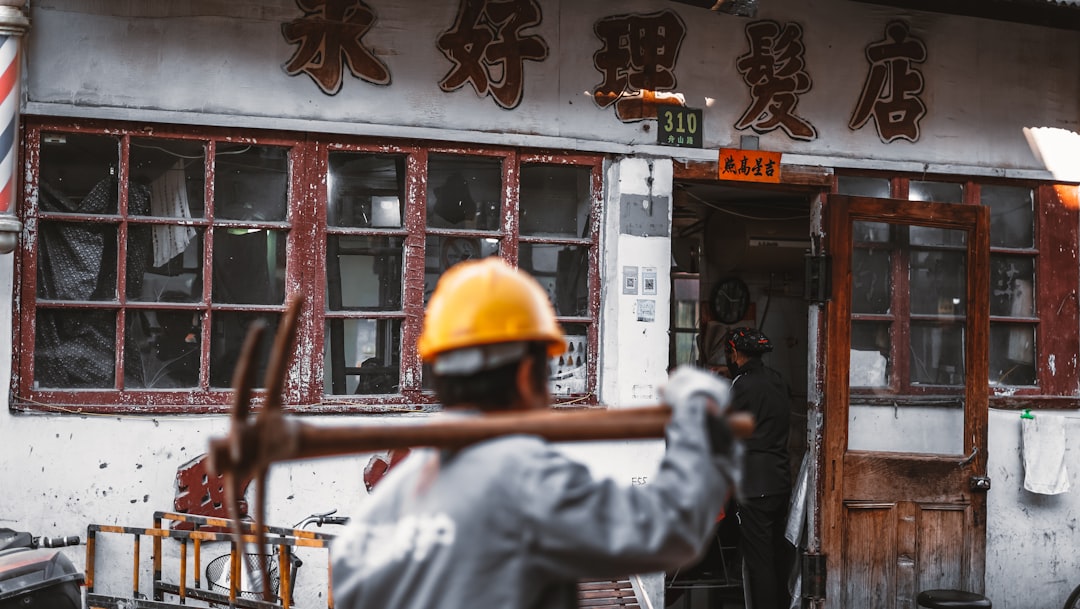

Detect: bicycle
[203, 509, 350, 603]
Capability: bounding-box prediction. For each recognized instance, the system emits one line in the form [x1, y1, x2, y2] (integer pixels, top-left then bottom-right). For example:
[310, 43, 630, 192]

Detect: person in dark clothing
[723, 327, 794, 609]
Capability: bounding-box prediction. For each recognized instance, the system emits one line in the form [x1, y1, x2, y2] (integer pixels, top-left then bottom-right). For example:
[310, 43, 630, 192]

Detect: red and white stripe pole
[0, 0, 27, 254]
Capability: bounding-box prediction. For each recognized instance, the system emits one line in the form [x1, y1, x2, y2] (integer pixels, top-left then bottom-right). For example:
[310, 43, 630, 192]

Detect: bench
[578, 579, 642, 608]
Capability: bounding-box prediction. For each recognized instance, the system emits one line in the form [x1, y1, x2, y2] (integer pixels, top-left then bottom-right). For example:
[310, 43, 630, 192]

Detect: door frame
[818, 194, 990, 607]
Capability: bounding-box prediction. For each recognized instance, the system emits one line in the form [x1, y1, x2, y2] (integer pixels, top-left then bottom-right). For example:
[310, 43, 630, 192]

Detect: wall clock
[710, 277, 750, 324]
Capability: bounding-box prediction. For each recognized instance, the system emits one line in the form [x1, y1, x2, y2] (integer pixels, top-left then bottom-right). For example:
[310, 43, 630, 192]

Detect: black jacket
[731, 358, 791, 498]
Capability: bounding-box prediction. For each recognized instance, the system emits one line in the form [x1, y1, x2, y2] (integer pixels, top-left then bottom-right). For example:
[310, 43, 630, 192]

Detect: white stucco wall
[986, 409, 1080, 609]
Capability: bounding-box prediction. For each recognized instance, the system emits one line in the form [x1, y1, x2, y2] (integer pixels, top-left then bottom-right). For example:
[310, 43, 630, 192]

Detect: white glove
[661, 365, 732, 415]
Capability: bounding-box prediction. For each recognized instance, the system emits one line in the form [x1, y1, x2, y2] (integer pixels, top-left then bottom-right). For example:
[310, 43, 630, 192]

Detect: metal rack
[85, 511, 336, 609]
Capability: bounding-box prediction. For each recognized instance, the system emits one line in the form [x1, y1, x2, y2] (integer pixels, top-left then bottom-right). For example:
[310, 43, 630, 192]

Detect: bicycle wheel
[1064, 583, 1080, 609]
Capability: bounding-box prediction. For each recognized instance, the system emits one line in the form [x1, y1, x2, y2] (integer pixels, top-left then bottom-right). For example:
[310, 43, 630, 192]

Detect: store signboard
[718, 148, 782, 183]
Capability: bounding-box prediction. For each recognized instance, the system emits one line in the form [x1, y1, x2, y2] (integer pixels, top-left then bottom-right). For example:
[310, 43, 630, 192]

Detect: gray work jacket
[331, 400, 733, 609]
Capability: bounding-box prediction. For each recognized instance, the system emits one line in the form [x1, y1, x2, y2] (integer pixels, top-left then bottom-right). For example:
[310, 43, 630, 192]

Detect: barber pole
[0, 34, 19, 215]
[0, 1, 27, 254]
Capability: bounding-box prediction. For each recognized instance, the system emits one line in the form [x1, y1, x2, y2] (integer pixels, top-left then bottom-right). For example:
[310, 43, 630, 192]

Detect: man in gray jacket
[332, 258, 740, 609]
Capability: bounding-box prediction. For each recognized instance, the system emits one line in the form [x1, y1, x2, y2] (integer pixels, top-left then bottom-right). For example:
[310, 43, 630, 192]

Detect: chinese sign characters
[849, 21, 927, 143]
[436, 0, 549, 110]
[735, 20, 816, 141]
[592, 10, 688, 122]
[718, 148, 782, 183]
[282, 0, 390, 95]
[279, 2, 933, 148]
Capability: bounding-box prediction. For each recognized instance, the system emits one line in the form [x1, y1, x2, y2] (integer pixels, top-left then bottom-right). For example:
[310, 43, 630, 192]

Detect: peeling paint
[1049, 354, 1057, 376]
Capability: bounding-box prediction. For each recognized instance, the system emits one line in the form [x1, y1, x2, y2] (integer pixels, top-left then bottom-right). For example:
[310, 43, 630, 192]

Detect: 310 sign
[657, 106, 703, 148]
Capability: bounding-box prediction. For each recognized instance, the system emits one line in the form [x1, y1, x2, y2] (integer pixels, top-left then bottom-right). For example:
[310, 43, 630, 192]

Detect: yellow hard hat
[417, 257, 567, 364]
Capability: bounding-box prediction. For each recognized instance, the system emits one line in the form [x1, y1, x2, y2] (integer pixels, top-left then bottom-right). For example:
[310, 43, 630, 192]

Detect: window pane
[423, 236, 500, 303]
[850, 321, 890, 387]
[551, 324, 587, 396]
[909, 249, 966, 316]
[520, 164, 592, 238]
[989, 323, 1036, 385]
[852, 248, 891, 314]
[519, 244, 588, 317]
[324, 318, 402, 395]
[214, 145, 288, 221]
[212, 228, 287, 305]
[427, 155, 501, 230]
[673, 332, 699, 367]
[981, 185, 1033, 249]
[209, 312, 279, 388]
[37, 220, 118, 301]
[328, 153, 405, 228]
[910, 322, 965, 386]
[39, 133, 120, 215]
[853, 221, 891, 244]
[837, 175, 890, 198]
[989, 255, 1035, 318]
[909, 180, 963, 203]
[130, 138, 206, 219]
[327, 235, 404, 311]
[35, 309, 115, 388]
[125, 308, 201, 388]
[130, 228, 203, 302]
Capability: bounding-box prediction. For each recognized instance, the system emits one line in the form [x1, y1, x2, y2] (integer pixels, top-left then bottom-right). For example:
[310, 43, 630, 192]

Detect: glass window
[17, 122, 602, 411]
[982, 184, 1037, 386]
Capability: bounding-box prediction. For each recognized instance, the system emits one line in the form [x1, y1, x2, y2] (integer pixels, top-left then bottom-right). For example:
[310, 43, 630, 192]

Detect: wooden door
[822, 195, 990, 609]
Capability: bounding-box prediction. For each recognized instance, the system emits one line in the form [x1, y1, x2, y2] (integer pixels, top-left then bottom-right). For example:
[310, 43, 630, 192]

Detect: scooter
[0, 527, 83, 609]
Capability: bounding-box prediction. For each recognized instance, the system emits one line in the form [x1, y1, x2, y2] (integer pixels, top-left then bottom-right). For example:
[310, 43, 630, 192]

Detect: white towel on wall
[1021, 415, 1071, 495]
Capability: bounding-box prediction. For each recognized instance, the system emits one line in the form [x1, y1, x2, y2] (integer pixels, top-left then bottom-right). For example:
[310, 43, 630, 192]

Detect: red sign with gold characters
[718, 148, 782, 183]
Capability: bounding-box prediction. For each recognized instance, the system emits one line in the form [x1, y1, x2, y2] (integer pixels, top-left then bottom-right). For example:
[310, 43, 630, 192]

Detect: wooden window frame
[12, 119, 604, 414]
[836, 172, 1080, 409]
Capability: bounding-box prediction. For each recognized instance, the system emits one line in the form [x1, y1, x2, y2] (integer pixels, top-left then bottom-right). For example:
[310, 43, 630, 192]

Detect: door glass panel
[851, 249, 891, 314]
[848, 220, 966, 455]
[850, 321, 890, 387]
[909, 249, 965, 316]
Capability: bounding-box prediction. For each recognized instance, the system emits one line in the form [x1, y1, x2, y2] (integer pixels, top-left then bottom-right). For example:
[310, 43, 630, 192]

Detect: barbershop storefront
[2, 1, 1080, 607]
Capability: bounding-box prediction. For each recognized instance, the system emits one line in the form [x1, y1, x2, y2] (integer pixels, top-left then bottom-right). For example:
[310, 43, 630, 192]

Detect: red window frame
[12, 119, 604, 414]
[836, 172, 1080, 408]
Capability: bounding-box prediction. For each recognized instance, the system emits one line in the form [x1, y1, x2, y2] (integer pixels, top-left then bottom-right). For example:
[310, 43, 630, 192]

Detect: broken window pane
[125, 307, 201, 389]
[327, 235, 404, 311]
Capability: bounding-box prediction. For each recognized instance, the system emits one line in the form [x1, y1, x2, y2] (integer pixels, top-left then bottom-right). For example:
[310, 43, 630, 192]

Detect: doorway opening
[666, 179, 812, 608]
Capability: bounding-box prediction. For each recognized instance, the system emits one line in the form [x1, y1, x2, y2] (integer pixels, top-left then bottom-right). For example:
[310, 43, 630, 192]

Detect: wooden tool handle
[286, 406, 754, 463]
